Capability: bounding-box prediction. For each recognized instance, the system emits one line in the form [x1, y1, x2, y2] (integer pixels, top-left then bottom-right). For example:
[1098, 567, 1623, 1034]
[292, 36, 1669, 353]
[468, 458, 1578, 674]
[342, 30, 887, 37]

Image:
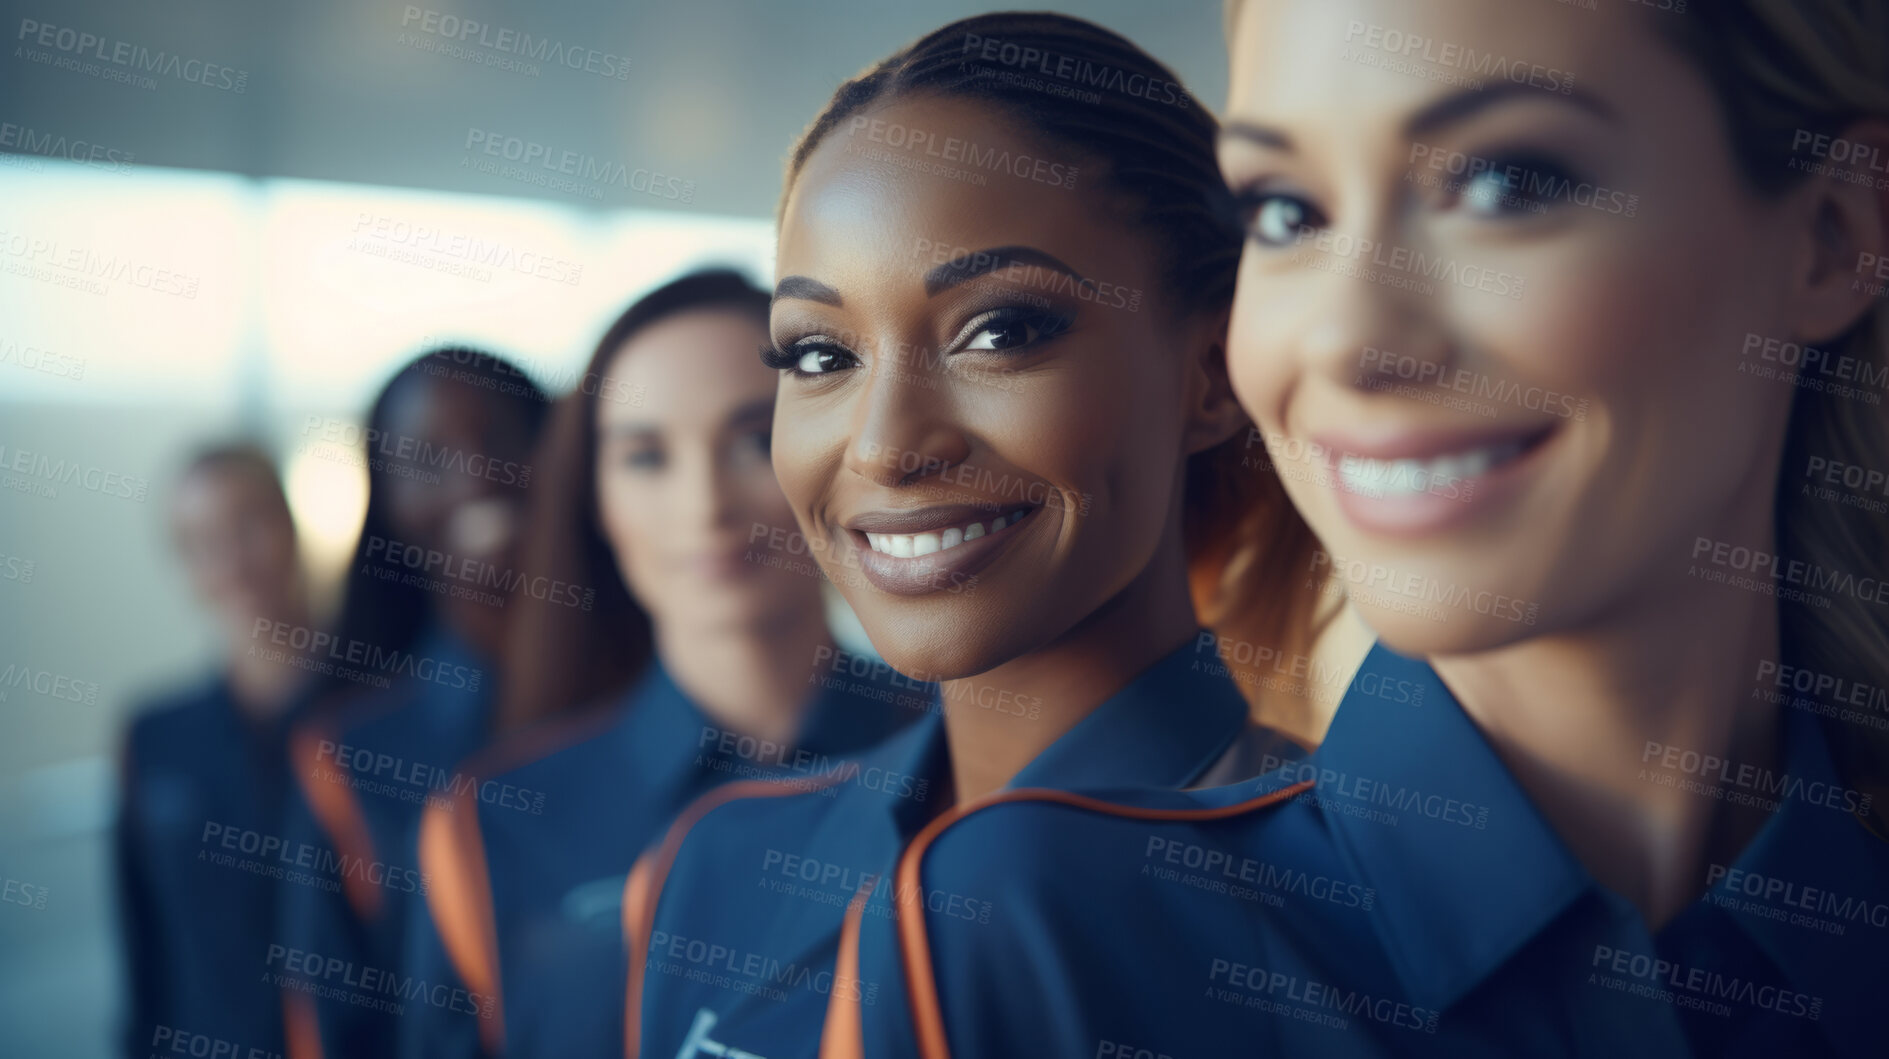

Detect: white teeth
[862, 508, 1030, 557]
[1337, 441, 1521, 499]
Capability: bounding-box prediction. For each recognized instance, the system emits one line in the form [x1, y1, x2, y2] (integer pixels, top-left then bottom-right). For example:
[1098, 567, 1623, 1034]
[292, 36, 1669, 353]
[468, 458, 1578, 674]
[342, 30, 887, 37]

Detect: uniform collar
[1694, 705, 1889, 1056]
[1315, 643, 1590, 1013]
[615, 663, 707, 795]
[793, 650, 929, 759]
[829, 633, 1251, 846]
[623, 655, 934, 798]
[1008, 633, 1251, 793]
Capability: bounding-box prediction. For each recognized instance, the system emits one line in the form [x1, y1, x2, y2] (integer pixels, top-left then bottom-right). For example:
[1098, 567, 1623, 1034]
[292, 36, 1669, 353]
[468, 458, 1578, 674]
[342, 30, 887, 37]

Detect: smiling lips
[843, 502, 1043, 596]
[1308, 422, 1558, 536]
[1335, 438, 1530, 499]
[862, 505, 1036, 557]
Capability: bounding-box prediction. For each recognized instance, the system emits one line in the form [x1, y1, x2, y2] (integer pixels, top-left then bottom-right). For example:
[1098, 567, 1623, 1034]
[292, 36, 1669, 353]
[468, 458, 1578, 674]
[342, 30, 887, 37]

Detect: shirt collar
[621, 655, 939, 800]
[793, 650, 931, 759]
[1694, 704, 1889, 1056]
[1314, 642, 1590, 1013]
[614, 663, 711, 796]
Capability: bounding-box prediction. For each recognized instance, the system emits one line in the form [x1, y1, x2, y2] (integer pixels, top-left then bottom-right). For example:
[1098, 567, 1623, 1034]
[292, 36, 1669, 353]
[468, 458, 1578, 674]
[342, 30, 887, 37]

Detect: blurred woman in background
[402, 269, 926, 1058]
[275, 350, 549, 1059]
[116, 443, 313, 1059]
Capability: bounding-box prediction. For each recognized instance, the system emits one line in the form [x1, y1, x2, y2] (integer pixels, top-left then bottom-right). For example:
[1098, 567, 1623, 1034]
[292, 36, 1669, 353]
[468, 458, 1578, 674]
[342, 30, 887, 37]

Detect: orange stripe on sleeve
[291, 726, 382, 923]
[817, 878, 876, 1059]
[622, 775, 849, 1059]
[282, 987, 323, 1059]
[418, 788, 505, 1054]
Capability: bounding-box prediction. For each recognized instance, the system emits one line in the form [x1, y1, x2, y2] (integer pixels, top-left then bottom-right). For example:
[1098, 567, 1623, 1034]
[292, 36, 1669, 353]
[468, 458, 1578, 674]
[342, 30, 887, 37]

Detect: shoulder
[478, 706, 629, 795]
[123, 678, 227, 765]
[668, 777, 843, 874]
[918, 768, 1330, 914]
[907, 780, 1372, 1054]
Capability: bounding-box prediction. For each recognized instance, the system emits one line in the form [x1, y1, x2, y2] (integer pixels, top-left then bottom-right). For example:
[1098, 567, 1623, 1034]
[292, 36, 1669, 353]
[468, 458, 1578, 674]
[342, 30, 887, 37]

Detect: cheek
[1490, 226, 1782, 457]
[770, 399, 841, 521]
[597, 475, 658, 576]
[1016, 345, 1170, 496]
[1228, 265, 1294, 430]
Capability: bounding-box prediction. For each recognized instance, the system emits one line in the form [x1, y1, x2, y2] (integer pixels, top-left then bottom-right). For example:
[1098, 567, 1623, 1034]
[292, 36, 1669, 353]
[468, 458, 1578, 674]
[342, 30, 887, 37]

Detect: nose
[1291, 231, 1455, 396]
[840, 338, 971, 489]
[671, 445, 735, 533]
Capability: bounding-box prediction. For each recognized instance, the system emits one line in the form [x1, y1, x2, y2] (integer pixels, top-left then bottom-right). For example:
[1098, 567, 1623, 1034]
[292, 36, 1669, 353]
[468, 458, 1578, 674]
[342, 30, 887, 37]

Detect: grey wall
[0, 0, 1231, 217]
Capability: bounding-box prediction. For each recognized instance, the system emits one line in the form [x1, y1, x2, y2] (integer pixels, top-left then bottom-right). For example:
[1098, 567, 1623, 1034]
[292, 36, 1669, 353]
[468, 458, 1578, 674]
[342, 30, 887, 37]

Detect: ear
[1180, 305, 1249, 455]
[1788, 119, 1889, 347]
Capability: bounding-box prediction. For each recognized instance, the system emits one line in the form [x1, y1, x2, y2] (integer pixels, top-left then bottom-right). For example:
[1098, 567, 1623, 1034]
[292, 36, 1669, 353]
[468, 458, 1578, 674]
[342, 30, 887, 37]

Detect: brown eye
[795, 347, 852, 374]
[966, 319, 1034, 351]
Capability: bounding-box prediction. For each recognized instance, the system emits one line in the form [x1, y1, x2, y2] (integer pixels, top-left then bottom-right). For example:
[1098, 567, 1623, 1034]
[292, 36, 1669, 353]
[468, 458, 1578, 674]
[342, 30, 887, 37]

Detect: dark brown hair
[495, 269, 772, 731]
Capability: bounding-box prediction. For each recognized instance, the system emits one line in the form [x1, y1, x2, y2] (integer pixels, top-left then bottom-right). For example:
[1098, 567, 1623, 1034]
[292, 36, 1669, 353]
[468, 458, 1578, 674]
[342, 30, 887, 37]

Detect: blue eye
[1456, 156, 1574, 218]
[1234, 188, 1321, 248]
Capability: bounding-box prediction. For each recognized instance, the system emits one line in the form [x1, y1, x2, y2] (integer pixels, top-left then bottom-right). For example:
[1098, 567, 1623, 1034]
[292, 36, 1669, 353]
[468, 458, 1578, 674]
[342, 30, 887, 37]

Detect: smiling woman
[1205, 0, 1889, 1055]
[623, 11, 1324, 1059]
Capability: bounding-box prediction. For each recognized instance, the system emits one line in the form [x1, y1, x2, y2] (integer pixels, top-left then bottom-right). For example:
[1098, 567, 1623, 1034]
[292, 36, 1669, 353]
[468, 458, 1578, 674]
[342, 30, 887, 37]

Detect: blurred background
[0, 1, 1227, 1054]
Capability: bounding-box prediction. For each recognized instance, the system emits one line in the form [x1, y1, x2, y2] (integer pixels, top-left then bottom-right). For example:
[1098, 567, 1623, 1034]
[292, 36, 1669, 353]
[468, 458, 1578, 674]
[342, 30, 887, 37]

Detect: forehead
[1227, 0, 1651, 132]
[173, 463, 276, 520]
[598, 310, 773, 431]
[778, 93, 1140, 290]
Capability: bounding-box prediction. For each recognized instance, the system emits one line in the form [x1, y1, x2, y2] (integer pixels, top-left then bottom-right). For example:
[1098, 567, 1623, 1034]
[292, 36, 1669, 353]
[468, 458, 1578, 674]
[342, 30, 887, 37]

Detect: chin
[1356, 604, 1544, 661]
[859, 617, 1006, 684]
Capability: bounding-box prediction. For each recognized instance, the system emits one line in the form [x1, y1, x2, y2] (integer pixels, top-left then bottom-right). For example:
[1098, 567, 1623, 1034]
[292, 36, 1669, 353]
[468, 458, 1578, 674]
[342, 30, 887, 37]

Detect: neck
[941, 523, 1202, 808]
[655, 606, 834, 749]
[1433, 557, 1782, 929]
[224, 603, 311, 722]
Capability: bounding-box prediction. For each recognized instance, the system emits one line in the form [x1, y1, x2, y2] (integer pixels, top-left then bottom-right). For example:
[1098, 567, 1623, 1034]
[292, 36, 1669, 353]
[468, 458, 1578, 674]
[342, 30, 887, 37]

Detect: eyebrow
[599, 399, 774, 440]
[773, 246, 1091, 308]
[1220, 82, 1616, 155]
[773, 276, 842, 306]
[1404, 81, 1617, 137]
[1221, 121, 1293, 152]
[923, 245, 1088, 297]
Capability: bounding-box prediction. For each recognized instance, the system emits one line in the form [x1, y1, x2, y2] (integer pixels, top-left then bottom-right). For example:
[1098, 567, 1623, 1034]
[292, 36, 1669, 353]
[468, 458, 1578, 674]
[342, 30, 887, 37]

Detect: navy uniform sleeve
[115, 722, 167, 1059]
[396, 889, 486, 1059]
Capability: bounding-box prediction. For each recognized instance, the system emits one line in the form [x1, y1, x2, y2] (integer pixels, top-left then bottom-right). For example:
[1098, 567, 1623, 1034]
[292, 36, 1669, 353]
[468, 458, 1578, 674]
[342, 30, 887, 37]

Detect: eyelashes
[1232, 185, 1322, 248]
[1452, 152, 1581, 217]
[761, 305, 1074, 380]
[1229, 147, 1588, 246]
[758, 341, 813, 371]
